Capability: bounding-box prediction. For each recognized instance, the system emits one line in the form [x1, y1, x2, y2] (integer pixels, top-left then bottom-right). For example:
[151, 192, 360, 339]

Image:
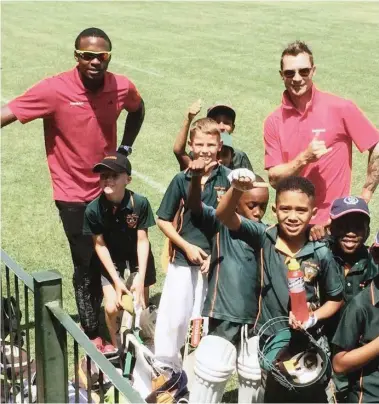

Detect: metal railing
[1, 250, 145, 403]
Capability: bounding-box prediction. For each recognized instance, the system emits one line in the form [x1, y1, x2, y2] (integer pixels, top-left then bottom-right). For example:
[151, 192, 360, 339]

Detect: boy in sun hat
[83, 152, 156, 353]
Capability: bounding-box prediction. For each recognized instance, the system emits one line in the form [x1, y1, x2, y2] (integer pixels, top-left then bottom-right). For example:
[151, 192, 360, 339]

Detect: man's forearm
[215, 187, 242, 231]
[333, 336, 379, 374]
[362, 142, 379, 202]
[1, 105, 17, 128]
[187, 176, 202, 214]
[120, 99, 145, 146]
[157, 219, 189, 252]
[268, 151, 309, 188]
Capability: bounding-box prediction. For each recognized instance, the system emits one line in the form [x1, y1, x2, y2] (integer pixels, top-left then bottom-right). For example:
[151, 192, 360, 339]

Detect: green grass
[1, 1, 379, 398]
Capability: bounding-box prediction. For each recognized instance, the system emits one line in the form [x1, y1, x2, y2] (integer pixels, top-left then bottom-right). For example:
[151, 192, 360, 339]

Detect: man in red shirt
[264, 40, 379, 225]
[1, 27, 145, 351]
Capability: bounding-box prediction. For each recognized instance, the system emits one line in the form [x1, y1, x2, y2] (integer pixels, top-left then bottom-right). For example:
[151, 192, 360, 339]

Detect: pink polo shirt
[9, 67, 141, 202]
[264, 86, 379, 224]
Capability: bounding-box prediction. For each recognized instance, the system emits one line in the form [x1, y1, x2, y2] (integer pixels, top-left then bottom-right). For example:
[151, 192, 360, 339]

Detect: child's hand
[289, 311, 318, 330]
[131, 273, 146, 309]
[185, 243, 208, 265]
[309, 219, 331, 241]
[188, 159, 217, 177]
[228, 169, 268, 191]
[200, 255, 211, 274]
[115, 279, 131, 308]
[188, 99, 202, 120]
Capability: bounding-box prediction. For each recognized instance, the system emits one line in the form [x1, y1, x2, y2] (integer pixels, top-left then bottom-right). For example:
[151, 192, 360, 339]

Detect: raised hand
[188, 99, 202, 120]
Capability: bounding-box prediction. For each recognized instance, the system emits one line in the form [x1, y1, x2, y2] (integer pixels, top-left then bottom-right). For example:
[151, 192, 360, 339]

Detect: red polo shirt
[8, 67, 141, 202]
[264, 86, 379, 224]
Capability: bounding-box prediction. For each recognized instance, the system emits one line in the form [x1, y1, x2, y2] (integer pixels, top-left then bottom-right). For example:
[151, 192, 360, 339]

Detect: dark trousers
[55, 201, 102, 338]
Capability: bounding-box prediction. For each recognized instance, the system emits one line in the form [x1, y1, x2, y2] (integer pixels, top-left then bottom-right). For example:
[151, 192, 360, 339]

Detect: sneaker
[90, 337, 103, 352]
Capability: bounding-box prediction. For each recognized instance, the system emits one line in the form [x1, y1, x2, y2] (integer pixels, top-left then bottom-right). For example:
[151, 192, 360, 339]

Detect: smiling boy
[154, 118, 230, 385]
[216, 174, 343, 402]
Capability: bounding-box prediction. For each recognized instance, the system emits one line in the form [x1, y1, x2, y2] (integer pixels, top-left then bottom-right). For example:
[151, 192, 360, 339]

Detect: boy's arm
[132, 229, 150, 308]
[157, 219, 208, 265]
[93, 234, 130, 307]
[334, 337, 379, 374]
[216, 186, 243, 231]
[313, 297, 343, 322]
[332, 298, 377, 374]
[173, 99, 202, 171]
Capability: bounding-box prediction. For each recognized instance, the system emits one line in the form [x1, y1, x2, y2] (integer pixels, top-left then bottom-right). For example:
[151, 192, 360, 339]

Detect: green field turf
[1, 1, 379, 398]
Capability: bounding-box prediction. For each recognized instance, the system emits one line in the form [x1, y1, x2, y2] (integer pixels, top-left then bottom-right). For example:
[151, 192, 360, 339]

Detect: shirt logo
[126, 214, 139, 228]
[343, 196, 359, 205]
[70, 101, 84, 106]
[302, 261, 319, 282]
[214, 186, 226, 202]
[311, 128, 326, 136]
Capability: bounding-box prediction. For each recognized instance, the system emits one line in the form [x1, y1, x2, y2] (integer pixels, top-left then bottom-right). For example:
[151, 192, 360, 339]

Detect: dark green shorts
[208, 318, 254, 346]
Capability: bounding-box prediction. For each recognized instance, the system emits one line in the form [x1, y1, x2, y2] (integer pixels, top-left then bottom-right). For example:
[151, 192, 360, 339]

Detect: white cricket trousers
[154, 263, 208, 372]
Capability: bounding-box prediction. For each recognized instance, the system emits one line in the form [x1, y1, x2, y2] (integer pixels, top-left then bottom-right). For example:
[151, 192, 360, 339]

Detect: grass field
[1, 0, 379, 398]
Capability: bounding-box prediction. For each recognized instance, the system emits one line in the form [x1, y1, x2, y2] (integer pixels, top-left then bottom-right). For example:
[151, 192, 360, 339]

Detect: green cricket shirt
[332, 276, 379, 403]
[235, 218, 344, 334]
[192, 204, 260, 324]
[83, 190, 156, 269]
[157, 164, 230, 266]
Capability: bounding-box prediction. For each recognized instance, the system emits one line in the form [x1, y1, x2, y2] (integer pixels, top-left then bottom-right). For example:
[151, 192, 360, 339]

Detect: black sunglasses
[75, 50, 111, 62]
[282, 68, 312, 79]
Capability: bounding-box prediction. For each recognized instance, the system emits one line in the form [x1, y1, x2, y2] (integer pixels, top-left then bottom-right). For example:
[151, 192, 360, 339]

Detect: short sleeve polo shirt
[332, 277, 379, 403]
[192, 204, 260, 324]
[264, 86, 379, 224]
[8, 67, 142, 202]
[157, 164, 230, 266]
[236, 218, 344, 334]
[83, 190, 155, 268]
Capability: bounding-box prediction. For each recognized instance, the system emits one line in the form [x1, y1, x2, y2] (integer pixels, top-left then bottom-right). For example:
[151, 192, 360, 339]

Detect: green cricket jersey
[157, 164, 230, 266]
[83, 190, 156, 270]
[332, 276, 379, 403]
[192, 204, 260, 324]
[235, 218, 344, 335]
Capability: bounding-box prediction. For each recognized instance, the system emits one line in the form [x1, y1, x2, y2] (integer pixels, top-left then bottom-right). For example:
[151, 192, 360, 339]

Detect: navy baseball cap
[93, 152, 132, 175]
[330, 196, 370, 220]
[207, 103, 236, 123]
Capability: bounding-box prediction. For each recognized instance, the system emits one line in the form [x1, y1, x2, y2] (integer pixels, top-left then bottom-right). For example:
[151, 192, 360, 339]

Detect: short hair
[189, 118, 220, 141]
[275, 176, 315, 202]
[75, 27, 112, 50]
[280, 40, 313, 70]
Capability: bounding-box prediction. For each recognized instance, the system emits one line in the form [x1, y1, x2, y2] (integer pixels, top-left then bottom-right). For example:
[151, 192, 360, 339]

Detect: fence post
[33, 270, 68, 403]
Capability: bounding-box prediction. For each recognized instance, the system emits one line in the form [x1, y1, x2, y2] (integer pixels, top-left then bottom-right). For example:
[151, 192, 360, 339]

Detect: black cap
[330, 196, 370, 220]
[207, 103, 236, 123]
[93, 152, 132, 175]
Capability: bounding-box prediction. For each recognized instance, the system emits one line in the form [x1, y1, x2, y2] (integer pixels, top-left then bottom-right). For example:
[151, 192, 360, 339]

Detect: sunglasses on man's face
[282, 67, 312, 79]
[75, 50, 111, 62]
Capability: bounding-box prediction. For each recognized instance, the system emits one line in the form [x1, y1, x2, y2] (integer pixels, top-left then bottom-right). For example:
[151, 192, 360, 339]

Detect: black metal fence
[1, 250, 145, 403]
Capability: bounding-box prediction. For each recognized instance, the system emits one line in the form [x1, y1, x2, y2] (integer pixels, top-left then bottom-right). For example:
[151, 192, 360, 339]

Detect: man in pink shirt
[264, 40, 379, 225]
[1, 27, 145, 352]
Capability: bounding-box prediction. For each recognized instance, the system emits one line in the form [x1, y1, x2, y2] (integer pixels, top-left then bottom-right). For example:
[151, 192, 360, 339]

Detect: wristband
[302, 314, 318, 330]
[117, 145, 132, 156]
[227, 168, 256, 191]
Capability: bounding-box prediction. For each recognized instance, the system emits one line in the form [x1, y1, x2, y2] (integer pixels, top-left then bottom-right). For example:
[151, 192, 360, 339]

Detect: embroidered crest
[343, 196, 359, 205]
[214, 186, 226, 202]
[302, 261, 319, 282]
[126, 214, 138, 228]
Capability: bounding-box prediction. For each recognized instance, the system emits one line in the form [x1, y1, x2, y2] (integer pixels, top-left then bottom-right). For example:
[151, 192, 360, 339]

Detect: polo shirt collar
[72, 66, 113, 95]
[99, 190, 133, 213]
[370, 276, 379, 306]
[333, 246, 369, 274]
[281, 84, 317, 115]
[266, 224, 320, 259]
